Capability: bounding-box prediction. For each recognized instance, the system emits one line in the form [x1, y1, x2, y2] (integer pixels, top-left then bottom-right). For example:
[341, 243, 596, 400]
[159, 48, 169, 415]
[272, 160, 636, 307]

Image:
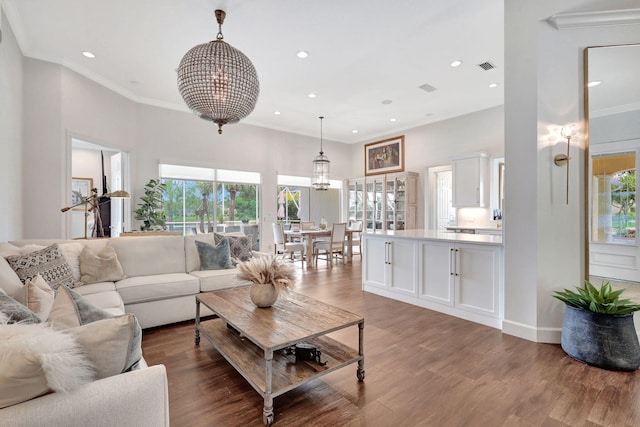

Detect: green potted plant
[553, 281, 640, 371]
[134, 179, 167, 231]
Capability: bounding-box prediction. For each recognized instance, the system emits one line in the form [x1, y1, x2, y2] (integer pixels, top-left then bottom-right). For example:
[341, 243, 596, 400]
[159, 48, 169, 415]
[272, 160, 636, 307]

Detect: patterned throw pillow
[195, 239, 234, 271]
[6, 243, 75, 290]
[214, 233, 253, 263]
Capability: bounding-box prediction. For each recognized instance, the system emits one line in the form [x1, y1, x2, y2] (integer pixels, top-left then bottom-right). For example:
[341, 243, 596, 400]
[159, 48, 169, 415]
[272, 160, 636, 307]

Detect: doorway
[427, 165, 454, 230]
[68, 138, 130, 239]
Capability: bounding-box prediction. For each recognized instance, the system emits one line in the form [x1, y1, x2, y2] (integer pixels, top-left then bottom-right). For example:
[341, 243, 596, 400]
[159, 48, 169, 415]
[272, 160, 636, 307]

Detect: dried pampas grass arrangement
[236, 255, 297, 292]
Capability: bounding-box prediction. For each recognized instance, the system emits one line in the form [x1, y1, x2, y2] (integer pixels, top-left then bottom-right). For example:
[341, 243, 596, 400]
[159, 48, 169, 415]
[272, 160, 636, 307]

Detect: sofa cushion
[195, 239, 233, 270]
[71, 281, 117, 296]
[79, 243, 126, 285]
[0, 289, 42, 324]
[0, 321, 94, 409]
[109, 236, 186, 277]
[115, 273, 199, 304]
[190, 268, 251, 292]
[5, 243, 75, 290]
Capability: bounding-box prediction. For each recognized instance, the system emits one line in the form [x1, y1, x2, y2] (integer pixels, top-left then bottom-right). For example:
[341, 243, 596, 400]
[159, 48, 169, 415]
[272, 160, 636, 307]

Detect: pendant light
[177, 9, 260, 135]
[312, 116, 330, 191]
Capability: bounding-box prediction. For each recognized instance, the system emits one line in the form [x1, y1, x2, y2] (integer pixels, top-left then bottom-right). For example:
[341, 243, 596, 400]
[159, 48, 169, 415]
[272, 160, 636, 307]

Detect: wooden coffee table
[195, 287, 365, 426]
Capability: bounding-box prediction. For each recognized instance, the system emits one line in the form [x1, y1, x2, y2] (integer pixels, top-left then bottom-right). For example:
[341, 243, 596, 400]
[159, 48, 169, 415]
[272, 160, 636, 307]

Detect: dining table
[284, 228, 355, 269]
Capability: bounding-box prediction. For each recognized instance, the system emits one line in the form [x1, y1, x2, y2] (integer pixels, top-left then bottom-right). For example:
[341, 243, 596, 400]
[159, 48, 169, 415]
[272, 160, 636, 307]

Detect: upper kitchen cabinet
[452, 153, 489, 208]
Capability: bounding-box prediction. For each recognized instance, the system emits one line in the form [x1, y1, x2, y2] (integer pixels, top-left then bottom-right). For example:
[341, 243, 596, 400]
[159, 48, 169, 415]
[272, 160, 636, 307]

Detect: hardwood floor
[142, 261, 640, 427]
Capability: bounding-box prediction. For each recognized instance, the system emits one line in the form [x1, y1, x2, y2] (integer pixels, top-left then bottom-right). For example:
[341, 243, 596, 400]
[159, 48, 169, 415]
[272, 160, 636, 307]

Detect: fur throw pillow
[0, 320, 94, 408]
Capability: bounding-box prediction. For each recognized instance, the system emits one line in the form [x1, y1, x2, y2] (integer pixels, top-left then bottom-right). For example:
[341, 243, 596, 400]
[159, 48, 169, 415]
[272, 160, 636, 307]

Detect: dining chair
[272, 223, 305, 266]
[301, 221, 315, 230]
[349, 220, 363, 258]
[313, 223, 347, 267]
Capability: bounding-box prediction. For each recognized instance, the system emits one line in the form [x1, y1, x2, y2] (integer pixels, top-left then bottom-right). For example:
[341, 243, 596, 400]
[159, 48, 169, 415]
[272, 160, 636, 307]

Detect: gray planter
[561, 305, 640, 371]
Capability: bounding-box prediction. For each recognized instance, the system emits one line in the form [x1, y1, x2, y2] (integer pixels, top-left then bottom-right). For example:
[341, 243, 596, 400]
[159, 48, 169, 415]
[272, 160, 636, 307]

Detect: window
[159, 164, 261, 249]
[277, 175, 343, 227]
[591, 152, 636, 244]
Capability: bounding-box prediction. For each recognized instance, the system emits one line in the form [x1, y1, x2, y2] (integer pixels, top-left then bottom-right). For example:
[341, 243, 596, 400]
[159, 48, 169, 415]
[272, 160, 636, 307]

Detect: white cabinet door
[363, 237, 388, 288]
[388, 239, 416, 294]
[419, 240, 455, 306]
[452, 156, 489, 207]
[455, 243, 501, 318]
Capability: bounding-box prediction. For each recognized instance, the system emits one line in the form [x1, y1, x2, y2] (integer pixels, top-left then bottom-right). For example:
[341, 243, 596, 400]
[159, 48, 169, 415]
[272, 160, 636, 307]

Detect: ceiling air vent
[418, 83, 437, 93]
[477, 61, 496, 71]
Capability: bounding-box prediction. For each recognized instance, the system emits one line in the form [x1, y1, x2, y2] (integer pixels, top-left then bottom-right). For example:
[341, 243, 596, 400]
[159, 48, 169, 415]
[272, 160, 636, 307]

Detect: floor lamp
[61, 188, 130, 239]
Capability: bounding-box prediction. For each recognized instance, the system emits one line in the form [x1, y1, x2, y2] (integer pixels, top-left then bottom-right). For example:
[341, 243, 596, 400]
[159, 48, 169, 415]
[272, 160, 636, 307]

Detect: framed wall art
[71, 177, 93, 209]
[364, 135, 405, 176]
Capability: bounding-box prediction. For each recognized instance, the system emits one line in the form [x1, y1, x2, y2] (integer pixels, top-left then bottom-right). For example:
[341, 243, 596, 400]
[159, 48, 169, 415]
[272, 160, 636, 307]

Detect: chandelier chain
[319, 116, 324, 154]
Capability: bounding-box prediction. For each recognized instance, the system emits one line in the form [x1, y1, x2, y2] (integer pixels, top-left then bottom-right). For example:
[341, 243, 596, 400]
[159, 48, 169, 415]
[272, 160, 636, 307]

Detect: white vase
[249, 283, 278, 308]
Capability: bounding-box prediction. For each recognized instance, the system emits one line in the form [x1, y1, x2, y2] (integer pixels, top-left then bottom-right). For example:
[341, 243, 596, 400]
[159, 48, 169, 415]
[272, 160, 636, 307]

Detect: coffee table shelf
[199, 318, 361, 396]
[195, 288, 364, 426]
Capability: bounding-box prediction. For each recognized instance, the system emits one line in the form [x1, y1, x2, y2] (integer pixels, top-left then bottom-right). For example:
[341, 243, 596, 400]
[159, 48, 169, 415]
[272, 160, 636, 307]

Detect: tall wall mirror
[586, 44, 640, 293]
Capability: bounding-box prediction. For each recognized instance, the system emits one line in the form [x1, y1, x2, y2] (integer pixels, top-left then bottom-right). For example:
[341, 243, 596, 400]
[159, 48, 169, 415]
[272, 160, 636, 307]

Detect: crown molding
[548, 8, 640, 30]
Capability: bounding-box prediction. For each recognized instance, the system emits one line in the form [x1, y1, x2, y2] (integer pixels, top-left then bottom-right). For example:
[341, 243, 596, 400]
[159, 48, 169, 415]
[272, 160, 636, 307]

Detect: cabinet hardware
[450, 248, 455, 276]
[454, 248, 459, 276]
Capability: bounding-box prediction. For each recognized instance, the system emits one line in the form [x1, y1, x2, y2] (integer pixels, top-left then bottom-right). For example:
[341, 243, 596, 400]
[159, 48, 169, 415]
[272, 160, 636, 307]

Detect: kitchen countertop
[445, 226, 502, 233]
[363, 229, 502, 246]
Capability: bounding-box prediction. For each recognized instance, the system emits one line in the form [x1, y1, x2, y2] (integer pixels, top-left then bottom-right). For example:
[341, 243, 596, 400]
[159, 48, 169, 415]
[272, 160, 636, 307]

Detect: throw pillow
[46, 285, 143, 373]
[196, 239, 234, 271]
[18, 275, 55, 321]
[79, 243, 126, 285]
[0, 289, 41, 324]
[214, 233, 253, 263]
[5, 243, 75, 290]
[0, 321, 94, 409]
[66, 314, 142, 379]
[48, 285, 114, 329]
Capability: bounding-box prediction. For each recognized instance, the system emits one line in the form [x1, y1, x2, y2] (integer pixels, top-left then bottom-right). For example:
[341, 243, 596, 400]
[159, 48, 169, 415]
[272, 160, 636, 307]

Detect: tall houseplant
[553, 281, 640, 371]
[134, 179, 167, 231]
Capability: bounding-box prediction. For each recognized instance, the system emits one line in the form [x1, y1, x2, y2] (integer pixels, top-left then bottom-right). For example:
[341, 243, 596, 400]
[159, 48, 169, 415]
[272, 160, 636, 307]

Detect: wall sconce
[554, 124, 576, 204]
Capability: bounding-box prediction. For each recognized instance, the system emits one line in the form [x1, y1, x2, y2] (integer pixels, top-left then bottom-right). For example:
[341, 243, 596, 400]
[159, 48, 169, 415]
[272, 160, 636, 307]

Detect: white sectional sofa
[0, 233, 259, 425]
[1, 233, 257, 329]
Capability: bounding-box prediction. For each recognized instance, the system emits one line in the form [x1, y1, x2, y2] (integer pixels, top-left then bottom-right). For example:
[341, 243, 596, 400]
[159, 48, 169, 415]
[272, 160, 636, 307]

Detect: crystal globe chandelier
[312, 116, 330, 191]
[177, 10, 260, 135]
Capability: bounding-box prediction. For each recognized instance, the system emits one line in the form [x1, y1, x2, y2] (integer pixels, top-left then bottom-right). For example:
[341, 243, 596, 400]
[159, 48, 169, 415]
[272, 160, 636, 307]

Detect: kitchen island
[362, 229, 503, 329]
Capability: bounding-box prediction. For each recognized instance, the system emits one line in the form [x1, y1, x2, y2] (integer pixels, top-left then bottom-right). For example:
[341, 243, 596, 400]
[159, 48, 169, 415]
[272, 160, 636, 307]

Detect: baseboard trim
[502, 320, 561, 343]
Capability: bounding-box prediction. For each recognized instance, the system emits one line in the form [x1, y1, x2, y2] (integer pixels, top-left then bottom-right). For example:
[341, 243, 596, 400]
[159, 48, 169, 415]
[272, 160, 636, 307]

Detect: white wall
[0, 6, 23, 241]
[503, 0, 640, 342]
[17, 60, 353, 251]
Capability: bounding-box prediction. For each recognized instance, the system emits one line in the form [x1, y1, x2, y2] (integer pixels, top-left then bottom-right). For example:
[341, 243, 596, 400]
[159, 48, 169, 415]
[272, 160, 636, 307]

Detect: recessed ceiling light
[450, 60, 462, 67]
[489, 83, 498, 88]
[588, 80, 602, 88]
[296, 51, 309, 59]
[274, 111, 281, 115]
[82, 51, 96, 58]
[390, 118, 397, 122]
[381, 99, 393, 105]
[352, 130, 359, 134]
[308, 93, 317, 98]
